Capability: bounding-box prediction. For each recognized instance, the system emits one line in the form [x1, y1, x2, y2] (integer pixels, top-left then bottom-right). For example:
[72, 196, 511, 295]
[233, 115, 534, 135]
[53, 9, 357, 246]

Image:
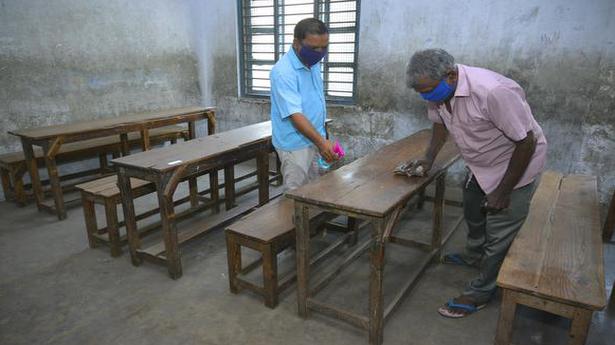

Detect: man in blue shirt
[270, 18, 337, 190]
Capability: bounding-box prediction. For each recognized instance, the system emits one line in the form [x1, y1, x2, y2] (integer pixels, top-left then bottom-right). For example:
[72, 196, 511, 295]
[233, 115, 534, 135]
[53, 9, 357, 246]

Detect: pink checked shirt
[427, 64, 547, 194]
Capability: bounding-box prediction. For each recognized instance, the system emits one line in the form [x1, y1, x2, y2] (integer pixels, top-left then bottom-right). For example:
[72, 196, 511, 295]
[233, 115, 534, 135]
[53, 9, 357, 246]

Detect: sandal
[440, 253, 477, 268]
[438, 299, 486, 318]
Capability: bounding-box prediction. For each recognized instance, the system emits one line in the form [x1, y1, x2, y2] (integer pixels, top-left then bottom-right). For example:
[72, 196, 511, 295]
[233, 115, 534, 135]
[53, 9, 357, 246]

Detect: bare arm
[289, 113, 335, 162]
[424, 122, 449, 165]
[487, 130, 537, 209]
[408, 122, 448, 171]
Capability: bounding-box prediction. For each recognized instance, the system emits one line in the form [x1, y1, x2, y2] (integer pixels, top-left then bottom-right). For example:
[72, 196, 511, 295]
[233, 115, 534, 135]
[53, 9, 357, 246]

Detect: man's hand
[485, 188, 511, 211]
[394, 158, 433, 177]
[318, 139, 337, 163]
[405, 158, 433, 175]
[289, 113, 337, 162]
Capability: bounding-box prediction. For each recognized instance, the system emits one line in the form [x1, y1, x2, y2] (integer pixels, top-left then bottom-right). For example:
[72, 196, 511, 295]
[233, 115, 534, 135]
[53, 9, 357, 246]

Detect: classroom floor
[1, 163, 613, 345]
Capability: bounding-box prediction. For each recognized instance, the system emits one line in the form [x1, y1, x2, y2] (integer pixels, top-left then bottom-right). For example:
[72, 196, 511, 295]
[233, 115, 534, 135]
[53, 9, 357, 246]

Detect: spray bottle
[318, 140, 345, 170]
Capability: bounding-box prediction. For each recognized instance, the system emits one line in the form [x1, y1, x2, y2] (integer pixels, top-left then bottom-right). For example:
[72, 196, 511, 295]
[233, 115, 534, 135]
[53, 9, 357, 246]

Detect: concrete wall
[0, 0, 202, 154]
[1, 0, 613, 207]
[195, 0, 615, 207]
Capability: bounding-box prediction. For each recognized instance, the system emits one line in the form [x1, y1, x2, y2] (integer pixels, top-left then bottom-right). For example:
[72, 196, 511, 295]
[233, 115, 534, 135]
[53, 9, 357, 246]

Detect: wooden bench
[1, 126, 188, 205]
[495, 171, 606, 345]
[225, 197, 358, 308]
[77, 176, 156, 257]
[77, 165, 243, 258]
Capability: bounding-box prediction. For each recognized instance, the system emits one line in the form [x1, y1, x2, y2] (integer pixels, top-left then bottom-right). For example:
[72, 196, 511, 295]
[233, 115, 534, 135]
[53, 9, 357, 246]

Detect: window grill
[238, 0, 361, 103]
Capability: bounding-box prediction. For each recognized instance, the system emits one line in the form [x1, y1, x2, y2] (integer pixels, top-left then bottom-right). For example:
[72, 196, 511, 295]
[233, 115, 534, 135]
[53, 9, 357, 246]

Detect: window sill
[237, 96, 359, 110]
[237, 97, 270, 105]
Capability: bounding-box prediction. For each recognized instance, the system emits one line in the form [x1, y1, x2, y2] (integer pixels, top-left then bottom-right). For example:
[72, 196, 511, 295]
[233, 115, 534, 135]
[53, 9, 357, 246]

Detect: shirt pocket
[455, 105, 496, 155]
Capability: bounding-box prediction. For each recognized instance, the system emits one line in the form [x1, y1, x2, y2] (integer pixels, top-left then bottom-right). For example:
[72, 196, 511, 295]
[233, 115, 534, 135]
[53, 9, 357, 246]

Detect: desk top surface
[10, 106, 214, 140]
[112, 121, 272, 173]
[285, 129, 460, 218]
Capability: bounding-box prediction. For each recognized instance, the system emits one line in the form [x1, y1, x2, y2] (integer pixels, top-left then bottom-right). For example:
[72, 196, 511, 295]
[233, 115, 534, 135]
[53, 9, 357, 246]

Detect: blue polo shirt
[270, 48, 326, 151]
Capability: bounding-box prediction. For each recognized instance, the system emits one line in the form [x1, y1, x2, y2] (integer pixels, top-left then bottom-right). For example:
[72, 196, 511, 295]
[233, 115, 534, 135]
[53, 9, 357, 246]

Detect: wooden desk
[112, 121, 274, 279]
[9, 106, 215, 220]
[285, 129, 460, 345]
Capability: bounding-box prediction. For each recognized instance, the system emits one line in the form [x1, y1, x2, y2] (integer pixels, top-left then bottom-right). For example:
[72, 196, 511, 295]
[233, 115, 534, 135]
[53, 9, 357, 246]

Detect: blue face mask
[298, 44, 327, 67]
[420, 79, 455, 102]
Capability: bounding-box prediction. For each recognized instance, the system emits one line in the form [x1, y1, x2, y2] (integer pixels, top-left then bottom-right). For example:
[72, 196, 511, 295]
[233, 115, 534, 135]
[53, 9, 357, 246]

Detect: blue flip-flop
[441, 253, 474, 267]
[438, 299, 486, 318]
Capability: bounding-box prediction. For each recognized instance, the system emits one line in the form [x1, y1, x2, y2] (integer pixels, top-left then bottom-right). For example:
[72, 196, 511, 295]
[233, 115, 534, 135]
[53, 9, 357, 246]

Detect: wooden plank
[537, 175, 605, 310]
[384, 250, 434, 322]
[310, 237, 372, 297]
[497, 171, 563, 293]
[497, 172, 606, 311]
[307, 298, 369, 330]
[139, 199, 260, 258]
[75, 176, 151, 196]
[226, 197, 295, 242]
[286, 130, 460, 217]
[40, 191, 82, 209]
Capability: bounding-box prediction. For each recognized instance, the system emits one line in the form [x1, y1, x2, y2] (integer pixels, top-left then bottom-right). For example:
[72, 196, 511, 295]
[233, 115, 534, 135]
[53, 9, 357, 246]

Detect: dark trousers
[460, 174, 536, 303]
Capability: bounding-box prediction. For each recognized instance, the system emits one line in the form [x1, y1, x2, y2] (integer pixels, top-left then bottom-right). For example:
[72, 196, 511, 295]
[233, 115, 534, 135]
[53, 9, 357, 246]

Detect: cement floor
[0, 168, 613, 345]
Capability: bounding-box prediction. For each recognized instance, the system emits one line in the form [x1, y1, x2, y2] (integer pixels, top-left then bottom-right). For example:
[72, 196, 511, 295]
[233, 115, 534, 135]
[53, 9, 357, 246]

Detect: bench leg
[12, 164, 28, 206]
[275, 152, 283, 186]
[1, 167, 13, 202]
[209, 169, 220, 214]
[226, 233, 241, 294]
[42, 139, 66, 220]
[117, 169, 142, 266]
[119, 133, 130, 156]
[189, 177, 198, 209]
[206, 112, 216, 135]
[82, 195, 99, 249]
[495, 288, 517, 345]
[347, 217, 358, 246]
[188, 121, 197, 139]
[105, 199, 122, 257]
[263, 243, 279, 308]
[224, 165, 235, 211]
[568, 308, 592, 345]
[416, 187, 426, 210]
[99, 154, 110, 173]
[21, 138, 44, 211]
[256, 151, 269, 206]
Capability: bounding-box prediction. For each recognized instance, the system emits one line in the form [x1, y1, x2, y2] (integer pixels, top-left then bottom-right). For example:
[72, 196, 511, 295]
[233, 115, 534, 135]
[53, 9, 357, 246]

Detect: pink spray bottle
[318, 140, 345, 170]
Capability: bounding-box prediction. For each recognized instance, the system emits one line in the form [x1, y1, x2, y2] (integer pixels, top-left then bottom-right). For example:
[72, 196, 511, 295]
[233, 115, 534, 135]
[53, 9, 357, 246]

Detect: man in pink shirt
[405, 49, 547, 318]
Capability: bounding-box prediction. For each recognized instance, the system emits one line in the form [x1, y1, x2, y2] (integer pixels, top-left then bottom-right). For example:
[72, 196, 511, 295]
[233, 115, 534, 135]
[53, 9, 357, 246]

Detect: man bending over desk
[405, 49, 547, 318]
[270, 18, 338, 190]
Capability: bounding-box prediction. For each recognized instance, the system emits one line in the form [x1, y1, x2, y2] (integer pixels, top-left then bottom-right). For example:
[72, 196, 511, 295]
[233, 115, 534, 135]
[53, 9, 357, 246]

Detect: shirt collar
[289, 47, 308, 70]
[454, 64, 470, 97]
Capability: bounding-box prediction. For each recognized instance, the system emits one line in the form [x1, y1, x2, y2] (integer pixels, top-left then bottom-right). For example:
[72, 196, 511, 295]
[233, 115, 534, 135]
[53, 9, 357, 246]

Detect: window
[238, 0, 361, 103]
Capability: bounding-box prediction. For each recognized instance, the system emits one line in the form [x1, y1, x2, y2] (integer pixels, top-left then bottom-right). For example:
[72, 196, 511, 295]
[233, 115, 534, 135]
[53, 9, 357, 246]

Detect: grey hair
[406, 49, 455, 88]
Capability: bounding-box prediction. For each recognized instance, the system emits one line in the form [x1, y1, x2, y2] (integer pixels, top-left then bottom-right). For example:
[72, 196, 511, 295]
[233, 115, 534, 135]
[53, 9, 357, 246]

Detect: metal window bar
[238, 0, 360, 103]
